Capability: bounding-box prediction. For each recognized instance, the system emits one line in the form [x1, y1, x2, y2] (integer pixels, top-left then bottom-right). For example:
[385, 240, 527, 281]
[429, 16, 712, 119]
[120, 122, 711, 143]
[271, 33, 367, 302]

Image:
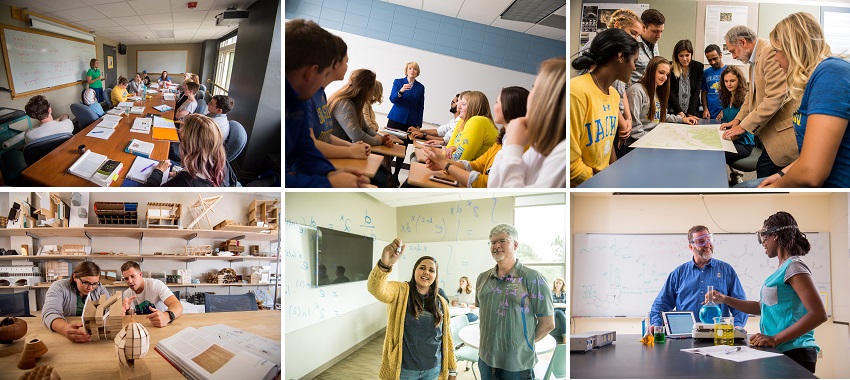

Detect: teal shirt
[722, 105, 755, 147]
[87, 68, 103, 89]
[759, 256, 819, 353]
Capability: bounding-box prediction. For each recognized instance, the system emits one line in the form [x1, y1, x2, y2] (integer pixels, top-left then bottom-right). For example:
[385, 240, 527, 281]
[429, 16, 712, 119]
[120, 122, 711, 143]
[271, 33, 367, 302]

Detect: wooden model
[19, 365, 60, 380]
[43, 261, 69, 282]
[114, 314, 151, 380]
[246, 199, 279, 230]
[93, 202, 139, 226]
[186, 195, 222, 230]
[60, 245, 86, 256]
[145, 202, 181, 229]
[0, 317, 26, 344]
[17, 339, 48, 369]
[184, 245, 212, 256]
[219, 239, 245, 253]
[81, 292, 124, 341]
[217, 268, 238, 283]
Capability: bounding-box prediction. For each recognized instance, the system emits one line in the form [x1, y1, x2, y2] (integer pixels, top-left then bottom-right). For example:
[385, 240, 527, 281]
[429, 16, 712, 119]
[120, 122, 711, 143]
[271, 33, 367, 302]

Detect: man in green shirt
[86, 58, 106, 103]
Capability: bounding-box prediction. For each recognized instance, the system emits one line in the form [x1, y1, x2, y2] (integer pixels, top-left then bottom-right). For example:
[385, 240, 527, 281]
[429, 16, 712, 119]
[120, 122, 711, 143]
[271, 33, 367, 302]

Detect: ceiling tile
[525, 24, 566, 40]
[45, 11, 83, 22]
[128, 0, 172, 15]
[171, 0, 213, 12]
[490, 18, 533, 33]
[422, 0, 463, 17]
[61, 6, 108, 21]
[174, 29, 195, 37]
[85, 18, 121, 28]
[211, 0, 255, 9]
[457, 0, 513, 25]
[98, 26, 129, 33]
[174, 21, 202, 30]
[147, 12, 174, 22]
[172, 10, 207, 22]
[82, 0, 125, 5]
[125, 25, 153, 33]
[96, 1, 136, 17]
[553, 5, 566, 16]
[147, 23, 175, 30]
[387, 0, 422, 9]
[112, 15, 150, 26]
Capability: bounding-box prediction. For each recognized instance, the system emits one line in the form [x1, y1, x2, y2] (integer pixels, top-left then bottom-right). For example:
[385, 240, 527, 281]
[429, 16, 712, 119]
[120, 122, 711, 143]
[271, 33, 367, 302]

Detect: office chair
[534, 344, 566, 380]
[450, 314, 479, 380]
[204, 292, 258, 312]
[194, 98, 207, 115]
[224, 120, 247, 162]
[0, 291, 34, 317]
[70, 103, 98, 133]
[199, 84, 207, 93]
[729, 140, 763, 185]
[23, 133, 73, 166]
[103, 87, 113, 109]
[196, 90, 206, 102]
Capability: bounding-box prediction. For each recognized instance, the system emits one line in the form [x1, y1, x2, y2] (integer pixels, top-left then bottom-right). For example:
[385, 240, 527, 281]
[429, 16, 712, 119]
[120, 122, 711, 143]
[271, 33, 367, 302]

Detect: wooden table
[1, 310, 280, 379]
[370, 142, 406, 158]
[21, 94, 174, 187]
[329, 154, 383, 178]
[407, 162, 467, 188]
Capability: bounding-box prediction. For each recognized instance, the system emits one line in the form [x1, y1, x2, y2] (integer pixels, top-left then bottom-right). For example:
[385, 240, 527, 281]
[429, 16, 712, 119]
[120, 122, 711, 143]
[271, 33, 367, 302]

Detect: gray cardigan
[330, 98, 383, 146]
[42, 279, 108, 331]
[626, 83, 684, 144]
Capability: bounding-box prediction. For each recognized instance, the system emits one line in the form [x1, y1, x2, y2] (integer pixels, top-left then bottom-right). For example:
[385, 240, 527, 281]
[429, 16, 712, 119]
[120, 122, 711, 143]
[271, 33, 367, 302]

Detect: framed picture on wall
[108, 56, 113, 69]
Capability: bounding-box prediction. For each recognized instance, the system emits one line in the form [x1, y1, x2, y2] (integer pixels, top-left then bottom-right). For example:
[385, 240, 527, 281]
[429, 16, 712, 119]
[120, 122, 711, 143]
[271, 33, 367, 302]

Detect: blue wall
[284, 0, 566, 74]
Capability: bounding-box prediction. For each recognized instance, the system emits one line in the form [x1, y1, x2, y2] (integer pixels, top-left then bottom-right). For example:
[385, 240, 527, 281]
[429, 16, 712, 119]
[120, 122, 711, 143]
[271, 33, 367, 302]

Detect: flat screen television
[315, 227, 373, 287]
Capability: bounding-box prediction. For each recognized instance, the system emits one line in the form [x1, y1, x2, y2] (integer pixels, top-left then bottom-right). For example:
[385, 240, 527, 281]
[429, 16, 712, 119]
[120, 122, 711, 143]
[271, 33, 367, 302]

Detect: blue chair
[199, 84, 207, 93]
[534, 344, 566, 380]
[103, 87, 113, 109]
[194, 98, 207, 115]
[204, 292, 258, 312]
[0, 291, 34, 317]
[450, 315, 479, 379]
[70, 103, 98, 133]
[224, 120, 247, 162]
[196, 90, 206, 102]
[23, 133, 72, 166]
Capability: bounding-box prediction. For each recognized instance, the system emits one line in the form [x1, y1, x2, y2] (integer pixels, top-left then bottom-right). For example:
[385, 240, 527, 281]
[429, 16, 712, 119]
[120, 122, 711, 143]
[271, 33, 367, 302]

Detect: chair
[224, 120, 247, 162]
[23, 133, 73, 166]
[194, 98, 207, 115]
[204, 292, 258, 312]
[103, 87, 113, 109]
[534, 344, 566, 380]
[729, 141, 764, 185]
[70, 103, 98, 133]
[196, 90, 206, 102]
[0, 291, 34, 317]
[450, 315, 479, 379]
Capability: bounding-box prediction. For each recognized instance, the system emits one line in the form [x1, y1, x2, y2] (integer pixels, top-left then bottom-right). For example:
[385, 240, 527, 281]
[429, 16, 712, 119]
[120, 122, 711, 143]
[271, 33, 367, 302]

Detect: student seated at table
[444, 90, 498, 161]
[158, 70, 172, 86]
[174, 81, 199, 121]
[23, 95, 73, 144]
[42, 261, 108, 343]
[410, 93, 462, 145]
[81, 88, 106, 118]
[422, 86, 528, 187]
[454, 276, 479, 323]
[207, 95, 234, 141]
[363, 80, 383, 132]
[489, 57, 567, 187]
[551, 277, 567, 344]
[719, 65, 755, 185]
[111, 76, 130, 106]
[147, 114, 233, 187]
[141, 70, 151, 86]
[127, 73, 146, 95]
[623, 56, 699, 156]
[120, 261, 182, 327]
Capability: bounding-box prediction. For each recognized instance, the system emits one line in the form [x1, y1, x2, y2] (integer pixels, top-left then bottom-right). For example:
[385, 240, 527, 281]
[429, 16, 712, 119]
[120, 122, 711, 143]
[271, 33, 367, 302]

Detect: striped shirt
[475, 260, 554, 372]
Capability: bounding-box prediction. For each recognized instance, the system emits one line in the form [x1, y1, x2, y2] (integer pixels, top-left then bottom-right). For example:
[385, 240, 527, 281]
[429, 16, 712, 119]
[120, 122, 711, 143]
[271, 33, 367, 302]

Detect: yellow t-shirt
[570, 73, 620, 187]
[111, 86, 128, 106]
[447, 116, 498, 161]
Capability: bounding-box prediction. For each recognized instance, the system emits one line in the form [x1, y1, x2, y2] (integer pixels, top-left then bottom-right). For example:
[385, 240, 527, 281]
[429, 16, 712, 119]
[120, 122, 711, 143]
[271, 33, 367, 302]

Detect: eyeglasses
[689, 233, 714, 247]
[78, 279, 100, 288]
[488, 238, 512, 247]
[756, 225, 798, 244]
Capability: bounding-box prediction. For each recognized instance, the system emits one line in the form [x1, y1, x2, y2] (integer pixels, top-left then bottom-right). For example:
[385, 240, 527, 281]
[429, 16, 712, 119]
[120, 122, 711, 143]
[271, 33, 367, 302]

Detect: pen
[725, 346, 742, 354]
[141, 162, 157, 172]
[91, 131, 103, 134]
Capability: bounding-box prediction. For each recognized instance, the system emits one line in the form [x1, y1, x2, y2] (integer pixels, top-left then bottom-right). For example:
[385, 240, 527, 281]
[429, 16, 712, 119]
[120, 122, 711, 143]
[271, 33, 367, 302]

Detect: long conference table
[21, 93, 175, 187]
[1, 310, 280, 379]
[571, 334, 817, 378]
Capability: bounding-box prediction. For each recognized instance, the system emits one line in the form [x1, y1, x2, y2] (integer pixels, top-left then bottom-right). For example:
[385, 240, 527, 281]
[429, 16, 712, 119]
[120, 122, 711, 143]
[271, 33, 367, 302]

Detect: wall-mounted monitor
[315, 227, 374, 287]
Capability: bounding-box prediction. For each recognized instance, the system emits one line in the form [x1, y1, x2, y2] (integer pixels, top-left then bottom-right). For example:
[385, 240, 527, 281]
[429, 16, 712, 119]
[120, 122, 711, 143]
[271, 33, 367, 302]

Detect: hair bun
[582, 50, 597, 61]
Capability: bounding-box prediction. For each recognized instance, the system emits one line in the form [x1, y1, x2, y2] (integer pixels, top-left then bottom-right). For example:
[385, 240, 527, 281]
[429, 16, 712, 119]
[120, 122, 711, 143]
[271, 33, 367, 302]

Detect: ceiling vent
[500, 0, 565, 24]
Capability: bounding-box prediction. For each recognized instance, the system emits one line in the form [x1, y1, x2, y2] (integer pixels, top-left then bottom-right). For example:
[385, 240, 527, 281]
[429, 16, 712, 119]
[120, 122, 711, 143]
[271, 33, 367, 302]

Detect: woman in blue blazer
[387, 62, 424, 185]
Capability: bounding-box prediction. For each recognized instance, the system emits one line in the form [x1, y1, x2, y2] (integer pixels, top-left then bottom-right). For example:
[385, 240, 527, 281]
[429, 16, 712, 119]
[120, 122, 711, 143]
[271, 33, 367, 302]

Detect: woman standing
[85, 58, 106, 103]
[368, 239, 457, 380]
[707, 211, 826, 373]
[42, 262, 108, 343]
[387, 62, 425, 184]
[668, 40, 704, 118]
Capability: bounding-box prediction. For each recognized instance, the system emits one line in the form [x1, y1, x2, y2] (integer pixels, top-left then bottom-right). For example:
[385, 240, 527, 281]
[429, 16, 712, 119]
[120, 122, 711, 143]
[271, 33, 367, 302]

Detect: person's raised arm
[367, 238, 406, 303]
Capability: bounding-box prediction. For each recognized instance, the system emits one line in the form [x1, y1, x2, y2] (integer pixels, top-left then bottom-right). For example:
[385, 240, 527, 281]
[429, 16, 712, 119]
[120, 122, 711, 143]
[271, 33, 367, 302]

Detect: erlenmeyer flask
[699, 285, 722, 323]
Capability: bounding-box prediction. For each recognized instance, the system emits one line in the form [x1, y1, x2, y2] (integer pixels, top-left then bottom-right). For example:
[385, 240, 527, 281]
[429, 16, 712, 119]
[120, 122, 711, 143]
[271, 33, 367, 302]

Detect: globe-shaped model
[114, 322, 150, 366]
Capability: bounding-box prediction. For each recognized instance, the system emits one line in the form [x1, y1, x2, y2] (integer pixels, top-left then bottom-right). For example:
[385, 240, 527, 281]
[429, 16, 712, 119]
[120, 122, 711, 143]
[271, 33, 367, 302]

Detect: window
[513, 194, 566, 288]
[213, 35, 237, 96]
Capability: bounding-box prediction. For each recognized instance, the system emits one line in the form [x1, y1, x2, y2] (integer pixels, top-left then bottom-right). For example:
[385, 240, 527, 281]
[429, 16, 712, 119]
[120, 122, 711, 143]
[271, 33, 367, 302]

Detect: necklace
[590, 71, 608, 94]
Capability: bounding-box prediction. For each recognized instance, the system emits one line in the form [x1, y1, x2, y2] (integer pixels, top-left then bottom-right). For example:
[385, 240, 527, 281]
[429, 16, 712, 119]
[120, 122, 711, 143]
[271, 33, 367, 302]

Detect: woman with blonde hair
[442, 91, 498, 161]
[387, 62, 425, 184]
[147, 114, 231, 187]
[363, 80, 384, 132]
[491, 57, 567, 187]
[748, 12, 850, 188]
[551, 277, 566, 343]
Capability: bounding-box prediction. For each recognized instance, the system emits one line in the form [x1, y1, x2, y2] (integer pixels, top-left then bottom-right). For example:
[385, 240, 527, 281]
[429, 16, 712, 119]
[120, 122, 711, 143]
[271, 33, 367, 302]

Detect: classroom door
[102, 44, 117, 89]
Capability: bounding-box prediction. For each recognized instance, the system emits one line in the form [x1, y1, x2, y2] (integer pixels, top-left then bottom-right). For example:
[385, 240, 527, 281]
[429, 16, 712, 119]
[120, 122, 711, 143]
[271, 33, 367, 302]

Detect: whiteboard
[325, 30, 537, 126]
[137, 50, 188, 75]
[396, 240, 497, 298]
[284, 223, 386, 333]
[572, 233, 832, 317]
[0, 26, 95, 98]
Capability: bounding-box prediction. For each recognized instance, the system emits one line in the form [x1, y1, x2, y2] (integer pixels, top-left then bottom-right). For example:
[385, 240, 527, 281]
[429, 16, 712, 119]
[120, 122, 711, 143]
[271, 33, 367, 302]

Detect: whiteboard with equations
[136, 50, 188, 76]
[571, 233, 832, 317]
[0, 25, 95, 98]
[285, 223, 386, 334]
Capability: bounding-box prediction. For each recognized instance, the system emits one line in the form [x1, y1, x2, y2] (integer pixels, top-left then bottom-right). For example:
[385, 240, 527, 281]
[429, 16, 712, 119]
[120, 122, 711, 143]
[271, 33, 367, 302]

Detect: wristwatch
[166, 310, 175, 323]
[443, 162, 452, 175]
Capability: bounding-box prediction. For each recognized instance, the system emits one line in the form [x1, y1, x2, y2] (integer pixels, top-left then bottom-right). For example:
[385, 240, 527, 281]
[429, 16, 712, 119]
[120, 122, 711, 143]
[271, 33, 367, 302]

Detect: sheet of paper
[118, 101, 134, 108]
[681, 345, 784, 362]
[163, 93, 176, 101]
[153, 116, 176, 129]
[198, 324, 281, 365]
[106, 108, 123, 116]
[629, 122, 736, 153]
[128, 96, 141, 101]
[87, 126, 115, 140]
[130, 118, 152, 133]
[96, 118, 119, 129]
[130, 106, 145, 114]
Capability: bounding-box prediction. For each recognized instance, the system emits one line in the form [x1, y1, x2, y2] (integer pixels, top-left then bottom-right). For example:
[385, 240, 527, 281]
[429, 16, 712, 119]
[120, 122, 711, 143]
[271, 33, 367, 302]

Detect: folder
[152, 127, 179, 142]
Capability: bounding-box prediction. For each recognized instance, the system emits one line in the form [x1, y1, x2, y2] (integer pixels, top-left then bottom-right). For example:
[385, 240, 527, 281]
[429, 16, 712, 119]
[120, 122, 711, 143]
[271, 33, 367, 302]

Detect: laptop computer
[662, 311, 696, 338]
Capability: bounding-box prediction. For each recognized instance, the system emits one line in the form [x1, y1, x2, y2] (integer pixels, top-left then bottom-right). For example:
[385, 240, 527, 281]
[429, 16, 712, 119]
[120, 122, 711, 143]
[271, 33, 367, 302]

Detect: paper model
[81, 291, 124, 341]
[114, 316, 151, 380]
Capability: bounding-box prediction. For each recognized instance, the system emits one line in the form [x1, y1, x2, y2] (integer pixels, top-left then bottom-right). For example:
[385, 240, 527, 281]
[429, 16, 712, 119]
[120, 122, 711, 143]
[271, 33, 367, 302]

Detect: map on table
[630, 122, 736, 152]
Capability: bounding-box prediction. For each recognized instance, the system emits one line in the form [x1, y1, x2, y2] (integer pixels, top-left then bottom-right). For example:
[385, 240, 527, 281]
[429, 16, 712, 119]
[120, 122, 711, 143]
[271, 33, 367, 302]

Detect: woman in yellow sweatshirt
[368, 238, 457, 380]
[422, 86, 529, 187]
[444, 91, 499, 161]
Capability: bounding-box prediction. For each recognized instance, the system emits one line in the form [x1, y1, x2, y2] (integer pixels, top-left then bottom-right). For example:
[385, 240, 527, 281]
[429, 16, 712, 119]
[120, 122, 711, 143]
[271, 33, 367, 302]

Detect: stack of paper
[163, 93, 176, 101]
[126, 139, 154, 157]
[152, 116, 178, 142]
[130, 106, 145, 114]
[118, 101, 134, 108]
[87, 127, 115, 140]
[96, 115, 122, 129]
[130, 118, 152, 133]
[106, 108, 124, 116]
[128, 96, 142, 101]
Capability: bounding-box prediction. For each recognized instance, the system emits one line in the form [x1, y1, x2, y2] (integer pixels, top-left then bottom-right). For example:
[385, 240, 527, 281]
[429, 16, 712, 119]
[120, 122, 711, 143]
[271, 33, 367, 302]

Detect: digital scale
[692, 322, 747, 340]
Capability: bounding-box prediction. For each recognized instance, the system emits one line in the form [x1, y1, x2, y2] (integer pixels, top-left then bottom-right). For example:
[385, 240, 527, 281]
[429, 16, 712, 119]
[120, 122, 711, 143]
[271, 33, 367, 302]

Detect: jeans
[399, 365, 440, 380]
[734, 177, 766, 188]
[478, 360, 534, 380]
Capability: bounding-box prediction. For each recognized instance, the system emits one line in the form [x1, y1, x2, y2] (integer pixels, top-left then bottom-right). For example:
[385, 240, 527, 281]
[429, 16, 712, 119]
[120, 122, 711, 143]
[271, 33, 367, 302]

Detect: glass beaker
[713, 316, 734, 345]
[700, 285, 722, 323]
[653, 326, 666, 344]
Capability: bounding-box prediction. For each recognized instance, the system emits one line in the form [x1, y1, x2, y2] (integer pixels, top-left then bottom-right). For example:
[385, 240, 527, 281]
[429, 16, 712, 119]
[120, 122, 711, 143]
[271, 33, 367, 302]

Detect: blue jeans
[399, 365, 440, 380]
[93, 87, 105, 103]
[479, 360, 534, 380]
[734, 177, 767, 188]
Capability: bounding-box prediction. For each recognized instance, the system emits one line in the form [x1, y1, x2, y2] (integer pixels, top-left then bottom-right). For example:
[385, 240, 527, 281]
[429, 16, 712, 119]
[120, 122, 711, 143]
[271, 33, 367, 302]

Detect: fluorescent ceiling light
[30, 16, 95, 42]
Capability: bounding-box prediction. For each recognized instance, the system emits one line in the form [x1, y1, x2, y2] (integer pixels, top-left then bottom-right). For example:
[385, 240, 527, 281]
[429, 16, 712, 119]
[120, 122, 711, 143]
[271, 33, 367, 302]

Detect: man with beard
[649, 225, 748, 333]
[120, 261, 182, 327]
[408, 93, 462, 144]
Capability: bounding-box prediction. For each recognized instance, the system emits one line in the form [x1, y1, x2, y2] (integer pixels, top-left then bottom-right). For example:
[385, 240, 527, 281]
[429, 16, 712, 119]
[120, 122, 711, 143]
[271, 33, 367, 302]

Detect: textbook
[153, 104, 173, 112]
[96, 114, 122, 129]
[67, 151, 123, 186]
[126, 156, 167, 185]
[155, 325, 279, 380]
[118, 101, 134, 108]
[130, 118, 152, 134]
[125, 139, 155, 158]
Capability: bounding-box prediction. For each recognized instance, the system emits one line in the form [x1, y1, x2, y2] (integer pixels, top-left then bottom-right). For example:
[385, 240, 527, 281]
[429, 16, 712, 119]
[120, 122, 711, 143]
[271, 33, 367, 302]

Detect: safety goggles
[689, 233, 714, 247]
[756, 225, 798, 244]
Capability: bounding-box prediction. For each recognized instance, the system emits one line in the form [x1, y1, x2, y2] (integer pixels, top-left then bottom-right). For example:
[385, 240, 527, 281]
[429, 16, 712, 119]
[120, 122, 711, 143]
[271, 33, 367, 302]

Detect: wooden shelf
[28, 255, 89, 261]
[0, 286, 31, 290]
[0, 227, 278, 242]
[0, 256, 30, 260]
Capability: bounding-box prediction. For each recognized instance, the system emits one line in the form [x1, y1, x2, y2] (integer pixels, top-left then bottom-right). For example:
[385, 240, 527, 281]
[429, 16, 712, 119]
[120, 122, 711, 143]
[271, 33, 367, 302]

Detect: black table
[570, 335, 817, 378]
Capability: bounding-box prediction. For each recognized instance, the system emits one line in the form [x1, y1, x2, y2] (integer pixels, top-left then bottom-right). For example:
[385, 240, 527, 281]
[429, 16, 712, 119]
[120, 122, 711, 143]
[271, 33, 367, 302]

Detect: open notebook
[125, 156, 168, 185]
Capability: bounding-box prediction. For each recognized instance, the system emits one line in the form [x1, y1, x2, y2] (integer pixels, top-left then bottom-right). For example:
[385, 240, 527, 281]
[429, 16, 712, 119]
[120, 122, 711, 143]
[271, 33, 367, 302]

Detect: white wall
[570, 192, 850, 379]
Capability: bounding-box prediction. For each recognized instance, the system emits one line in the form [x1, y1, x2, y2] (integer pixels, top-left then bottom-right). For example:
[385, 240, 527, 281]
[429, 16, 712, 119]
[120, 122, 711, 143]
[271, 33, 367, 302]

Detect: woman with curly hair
[718, 65, 755, 181]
